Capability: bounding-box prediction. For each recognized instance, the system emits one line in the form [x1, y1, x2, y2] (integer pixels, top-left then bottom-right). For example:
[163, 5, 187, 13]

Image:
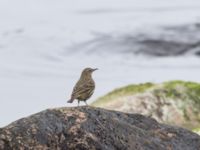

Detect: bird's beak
[92, 68, 98, 72]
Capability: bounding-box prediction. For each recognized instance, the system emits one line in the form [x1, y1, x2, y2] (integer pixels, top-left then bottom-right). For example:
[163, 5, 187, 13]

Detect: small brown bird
[67, 67, 98, 106]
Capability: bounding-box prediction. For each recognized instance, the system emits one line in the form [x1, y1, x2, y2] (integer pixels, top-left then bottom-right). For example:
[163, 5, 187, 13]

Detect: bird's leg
[78, 100, 80, 107]
[84, 101, 88, 106]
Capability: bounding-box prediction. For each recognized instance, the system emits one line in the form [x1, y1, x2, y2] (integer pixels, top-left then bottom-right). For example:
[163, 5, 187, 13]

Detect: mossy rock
[93, 82, 154, 106]
[92, 80, 200, 129]
[193, 128, 200, 135]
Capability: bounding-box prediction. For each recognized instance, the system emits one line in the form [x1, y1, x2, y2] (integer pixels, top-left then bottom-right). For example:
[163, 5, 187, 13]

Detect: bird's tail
[67, 98, 74, 103]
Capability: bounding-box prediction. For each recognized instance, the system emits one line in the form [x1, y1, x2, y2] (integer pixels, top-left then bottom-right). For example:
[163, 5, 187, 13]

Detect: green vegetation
[92, 82, 154, 106]
[92, 80, 200, 106]
[193, 128, 200, 135]
[92, 80, 200, 129]
[163, 80, 200, 98]
[163, 81, 200, 112]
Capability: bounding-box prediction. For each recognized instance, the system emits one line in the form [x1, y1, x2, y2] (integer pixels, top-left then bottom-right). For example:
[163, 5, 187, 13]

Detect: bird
[67, 67, 98, 106]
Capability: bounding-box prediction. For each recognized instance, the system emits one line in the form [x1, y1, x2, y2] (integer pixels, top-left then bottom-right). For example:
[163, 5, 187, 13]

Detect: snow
[1, 0, 200, 127]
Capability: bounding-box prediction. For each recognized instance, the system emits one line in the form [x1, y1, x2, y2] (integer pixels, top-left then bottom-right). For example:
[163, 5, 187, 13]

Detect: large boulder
[92, 81, 200, 129]
[0, 106, 200, 150]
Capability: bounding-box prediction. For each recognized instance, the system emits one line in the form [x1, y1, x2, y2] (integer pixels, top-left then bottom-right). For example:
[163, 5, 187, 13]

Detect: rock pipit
[67, 68, 98, 106]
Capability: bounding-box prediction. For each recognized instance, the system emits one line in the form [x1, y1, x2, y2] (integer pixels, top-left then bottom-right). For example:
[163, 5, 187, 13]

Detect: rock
[193, 128, 200, 135]
[0, 106, 200, 150]
[92, 81, 200, 129]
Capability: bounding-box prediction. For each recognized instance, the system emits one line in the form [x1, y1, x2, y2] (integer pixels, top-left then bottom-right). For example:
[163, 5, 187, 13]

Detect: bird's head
[81, 67, 98, 77]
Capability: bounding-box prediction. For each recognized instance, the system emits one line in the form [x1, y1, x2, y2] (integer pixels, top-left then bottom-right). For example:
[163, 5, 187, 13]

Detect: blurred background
[1, 0, 200, 127]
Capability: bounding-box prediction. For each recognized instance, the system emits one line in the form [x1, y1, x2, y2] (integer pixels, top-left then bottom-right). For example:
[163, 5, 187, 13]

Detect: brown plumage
[67, 68, 98, 106]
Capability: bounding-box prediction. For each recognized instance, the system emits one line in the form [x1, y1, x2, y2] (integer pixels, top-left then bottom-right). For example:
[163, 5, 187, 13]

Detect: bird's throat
[80, 73, 93, 81]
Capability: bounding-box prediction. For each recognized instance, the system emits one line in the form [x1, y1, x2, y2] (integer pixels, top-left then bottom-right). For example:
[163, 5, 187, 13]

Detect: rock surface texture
[0, 106, 200, 150]
[92, 81, 200, 129]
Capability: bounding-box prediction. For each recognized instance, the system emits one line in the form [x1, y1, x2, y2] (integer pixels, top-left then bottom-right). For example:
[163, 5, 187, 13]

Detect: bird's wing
[71, 81, 95, 99]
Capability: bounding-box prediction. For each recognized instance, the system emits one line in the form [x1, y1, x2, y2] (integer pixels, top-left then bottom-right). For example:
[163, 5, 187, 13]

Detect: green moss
[156, 81, 200, 109]
[92, 80, 200, 108]
[156, 81, 200, 120]
[193, 128, 200, 135]
[163, 80, 200, 97]
[92, 83, 154, 106]
[193, 128, 200, 132]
